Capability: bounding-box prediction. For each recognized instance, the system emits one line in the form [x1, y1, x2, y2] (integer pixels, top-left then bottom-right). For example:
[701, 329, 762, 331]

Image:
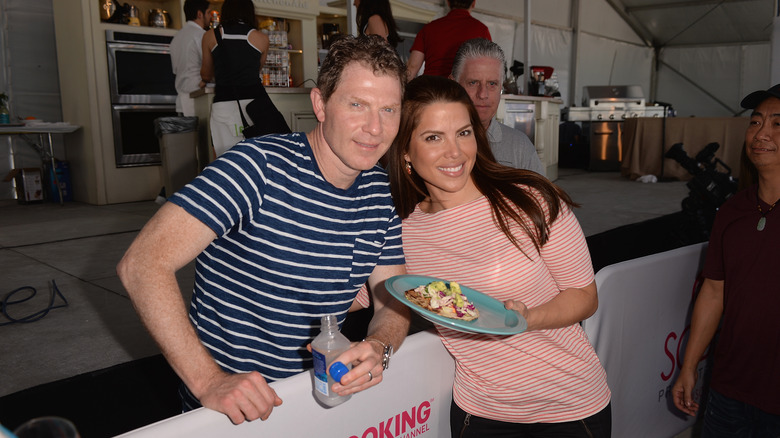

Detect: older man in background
[451, 38, 544, 175]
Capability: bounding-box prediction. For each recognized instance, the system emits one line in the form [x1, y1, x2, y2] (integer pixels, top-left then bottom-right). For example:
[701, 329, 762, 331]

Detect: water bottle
[311, 314, 352, 407]
[0, 94, 10, 124]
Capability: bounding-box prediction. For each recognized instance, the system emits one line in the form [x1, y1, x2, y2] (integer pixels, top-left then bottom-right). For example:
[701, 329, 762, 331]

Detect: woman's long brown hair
[387, 75, 577, 253]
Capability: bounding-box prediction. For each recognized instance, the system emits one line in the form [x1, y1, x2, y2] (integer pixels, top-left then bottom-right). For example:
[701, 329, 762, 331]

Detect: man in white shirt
[170, 0, 210, 116]
[451, 38, 545, 176]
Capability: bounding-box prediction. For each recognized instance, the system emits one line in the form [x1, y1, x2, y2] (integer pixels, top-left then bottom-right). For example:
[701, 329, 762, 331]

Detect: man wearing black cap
[671, 84, 780, 436]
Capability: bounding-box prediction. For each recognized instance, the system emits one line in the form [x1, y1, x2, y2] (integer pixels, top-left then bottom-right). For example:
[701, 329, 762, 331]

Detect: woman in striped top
[386, 75, 612, 437]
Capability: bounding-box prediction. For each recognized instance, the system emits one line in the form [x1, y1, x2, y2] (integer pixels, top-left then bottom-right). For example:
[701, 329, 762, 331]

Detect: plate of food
[384, 275, 528, 335]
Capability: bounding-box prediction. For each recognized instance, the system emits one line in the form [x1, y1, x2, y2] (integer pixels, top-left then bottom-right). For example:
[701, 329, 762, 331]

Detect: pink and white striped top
[400, 191, 611, 423]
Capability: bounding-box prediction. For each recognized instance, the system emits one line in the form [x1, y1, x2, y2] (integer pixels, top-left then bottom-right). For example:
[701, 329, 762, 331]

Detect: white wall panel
[474, 0, 572, 28]
[574, 33, 652, 105]
[528, 0, 571, 29]
[472, 11, 517, 73]
[657, 44, 769, 117]
[511, 24, 572, 103]
[473, 0, 524, 21]
[7, 8, 61, 122]
[0, 0, 62, 200]
[741, 44, 772, 105]
[773, 15, 780, 84]
[656, 66, 721, 118]
[0, 0, 11, 199]
[580, 0, 644, 45]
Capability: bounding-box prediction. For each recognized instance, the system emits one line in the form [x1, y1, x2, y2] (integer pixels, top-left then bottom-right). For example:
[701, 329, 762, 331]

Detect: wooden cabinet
[52, 0, 323, 204]
[258, 18, 305, 87]
[252, 1, 320, 88]
[126, 0, 184, 29]
[191, 87, 315, 168]
[498, 95, 562, 180]
[535, 99, 561, 181]
[52, 0, 179, 205]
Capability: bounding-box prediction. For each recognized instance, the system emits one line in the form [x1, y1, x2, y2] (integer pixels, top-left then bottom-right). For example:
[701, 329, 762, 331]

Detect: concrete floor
[0, 200, 196, 397]
[0, 168, 690, 396]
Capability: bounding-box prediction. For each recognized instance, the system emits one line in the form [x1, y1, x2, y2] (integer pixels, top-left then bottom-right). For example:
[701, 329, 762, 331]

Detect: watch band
[364, 337, 393, 370]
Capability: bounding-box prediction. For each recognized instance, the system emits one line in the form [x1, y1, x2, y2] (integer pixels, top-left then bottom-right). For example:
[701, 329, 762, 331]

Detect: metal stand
[0, 124, 79, 205]
[44, 132, 64, 205]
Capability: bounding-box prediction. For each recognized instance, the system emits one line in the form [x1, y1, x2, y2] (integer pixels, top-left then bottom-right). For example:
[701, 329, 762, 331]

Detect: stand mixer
[503, 60, 524, 95]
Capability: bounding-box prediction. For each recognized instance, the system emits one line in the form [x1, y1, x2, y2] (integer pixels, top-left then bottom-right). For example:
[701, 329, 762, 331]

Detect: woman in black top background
[355, 0, 400, 49]
[201, 0, 288, 158]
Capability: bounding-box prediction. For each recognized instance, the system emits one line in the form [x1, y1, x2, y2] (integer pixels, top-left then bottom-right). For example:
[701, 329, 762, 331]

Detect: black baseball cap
[741, 84, 780, 109]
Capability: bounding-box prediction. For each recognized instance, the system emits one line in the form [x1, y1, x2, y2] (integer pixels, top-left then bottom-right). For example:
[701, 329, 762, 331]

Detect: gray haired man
[451, 38, 545, 175]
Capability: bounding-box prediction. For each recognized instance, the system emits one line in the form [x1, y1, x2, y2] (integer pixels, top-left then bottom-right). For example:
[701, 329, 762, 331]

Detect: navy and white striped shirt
[170, 133, 404, 406]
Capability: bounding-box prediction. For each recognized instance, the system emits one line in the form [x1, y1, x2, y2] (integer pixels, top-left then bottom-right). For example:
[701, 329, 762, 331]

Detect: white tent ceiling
[606, 0, 775, 47]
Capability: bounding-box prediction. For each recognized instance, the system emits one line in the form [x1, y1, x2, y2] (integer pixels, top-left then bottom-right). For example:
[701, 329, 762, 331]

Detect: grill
[562, 85, 665, 171]
[563, 85, 659, 121]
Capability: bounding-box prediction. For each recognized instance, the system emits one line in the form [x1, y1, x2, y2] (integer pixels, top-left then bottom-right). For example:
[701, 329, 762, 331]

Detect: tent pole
[524, 0, 530, 95]
[569, 0, 580, 107]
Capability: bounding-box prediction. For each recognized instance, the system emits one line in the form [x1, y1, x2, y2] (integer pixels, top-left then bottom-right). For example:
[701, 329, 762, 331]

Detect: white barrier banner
[582, 243, 710, 437]
[118, 330, 455, 438]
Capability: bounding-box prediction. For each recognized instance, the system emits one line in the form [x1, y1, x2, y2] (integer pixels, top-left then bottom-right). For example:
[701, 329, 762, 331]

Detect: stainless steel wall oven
[106, 30, 177, 167]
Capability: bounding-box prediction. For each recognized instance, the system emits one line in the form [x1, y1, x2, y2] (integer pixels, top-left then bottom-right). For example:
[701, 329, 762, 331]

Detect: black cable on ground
[1, 280, 68, 325]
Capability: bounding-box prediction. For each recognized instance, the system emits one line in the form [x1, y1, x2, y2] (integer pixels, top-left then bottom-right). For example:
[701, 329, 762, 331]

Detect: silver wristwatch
[364, 337, 393, 370]
[381, 342, 393, 370]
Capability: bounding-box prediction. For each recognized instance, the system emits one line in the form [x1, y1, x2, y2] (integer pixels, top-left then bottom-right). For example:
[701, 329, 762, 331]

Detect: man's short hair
[317, 35, 405, 103]
[741, 84, 780, 109]
[448, 0, 474, 9]
[183, 0, 209, 21]
[451, 38, 506, 81]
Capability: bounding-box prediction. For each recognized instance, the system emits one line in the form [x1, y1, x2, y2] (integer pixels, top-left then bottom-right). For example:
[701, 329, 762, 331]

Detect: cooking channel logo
[347, 399, 433, 438]
[657, 273, 710, 404]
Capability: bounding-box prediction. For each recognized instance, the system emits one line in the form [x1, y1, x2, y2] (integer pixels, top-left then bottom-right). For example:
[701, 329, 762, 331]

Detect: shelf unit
[258, 17, 304, 88]
[108, 0, 184, 29]
[51, 0, 359, 204]
[498, 96, 562, 181]
[52, 0, 180, 205]
[252, 2, 319, 87]
[204, 1, 313, 88]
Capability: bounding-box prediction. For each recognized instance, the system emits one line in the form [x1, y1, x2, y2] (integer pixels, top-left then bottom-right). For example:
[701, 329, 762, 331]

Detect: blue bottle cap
[329, 361, 349, 383]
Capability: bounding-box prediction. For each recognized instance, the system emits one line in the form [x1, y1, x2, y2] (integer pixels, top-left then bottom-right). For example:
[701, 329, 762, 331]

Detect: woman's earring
[405, 161, 412, 175]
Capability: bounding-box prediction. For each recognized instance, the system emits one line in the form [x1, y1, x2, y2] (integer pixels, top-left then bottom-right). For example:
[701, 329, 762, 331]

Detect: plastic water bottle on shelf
[311, 314, 352, 407]
[262, 68, 270, 87]
[0, 93, 10, 124]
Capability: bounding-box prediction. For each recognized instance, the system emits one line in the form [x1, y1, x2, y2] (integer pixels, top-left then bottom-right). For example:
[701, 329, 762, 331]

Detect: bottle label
[312, 348, 330, 396]
[0, 113, 9, 124]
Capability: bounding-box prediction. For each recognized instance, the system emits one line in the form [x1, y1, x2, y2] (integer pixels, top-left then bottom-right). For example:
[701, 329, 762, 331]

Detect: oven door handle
[107, 42, 170, 54]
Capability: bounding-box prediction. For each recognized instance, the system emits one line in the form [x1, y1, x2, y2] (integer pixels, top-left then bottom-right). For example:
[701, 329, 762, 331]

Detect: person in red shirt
[405, 0, 491, 81]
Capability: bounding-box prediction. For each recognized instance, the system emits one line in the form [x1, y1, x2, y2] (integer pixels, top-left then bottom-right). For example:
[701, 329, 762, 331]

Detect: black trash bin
[558, 121, 588, 169]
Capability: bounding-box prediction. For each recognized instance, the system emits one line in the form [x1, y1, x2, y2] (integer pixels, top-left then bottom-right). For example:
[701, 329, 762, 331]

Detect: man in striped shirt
[117, 35, 410, 424]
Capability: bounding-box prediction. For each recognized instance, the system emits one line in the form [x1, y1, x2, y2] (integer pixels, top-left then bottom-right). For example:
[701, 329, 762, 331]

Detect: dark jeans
[450, 399, 612, 438]
[701, 388, 780, 438]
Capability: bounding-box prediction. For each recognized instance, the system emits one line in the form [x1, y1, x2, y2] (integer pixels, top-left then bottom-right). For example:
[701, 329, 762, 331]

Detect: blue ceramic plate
[385, 275, 528, 335]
